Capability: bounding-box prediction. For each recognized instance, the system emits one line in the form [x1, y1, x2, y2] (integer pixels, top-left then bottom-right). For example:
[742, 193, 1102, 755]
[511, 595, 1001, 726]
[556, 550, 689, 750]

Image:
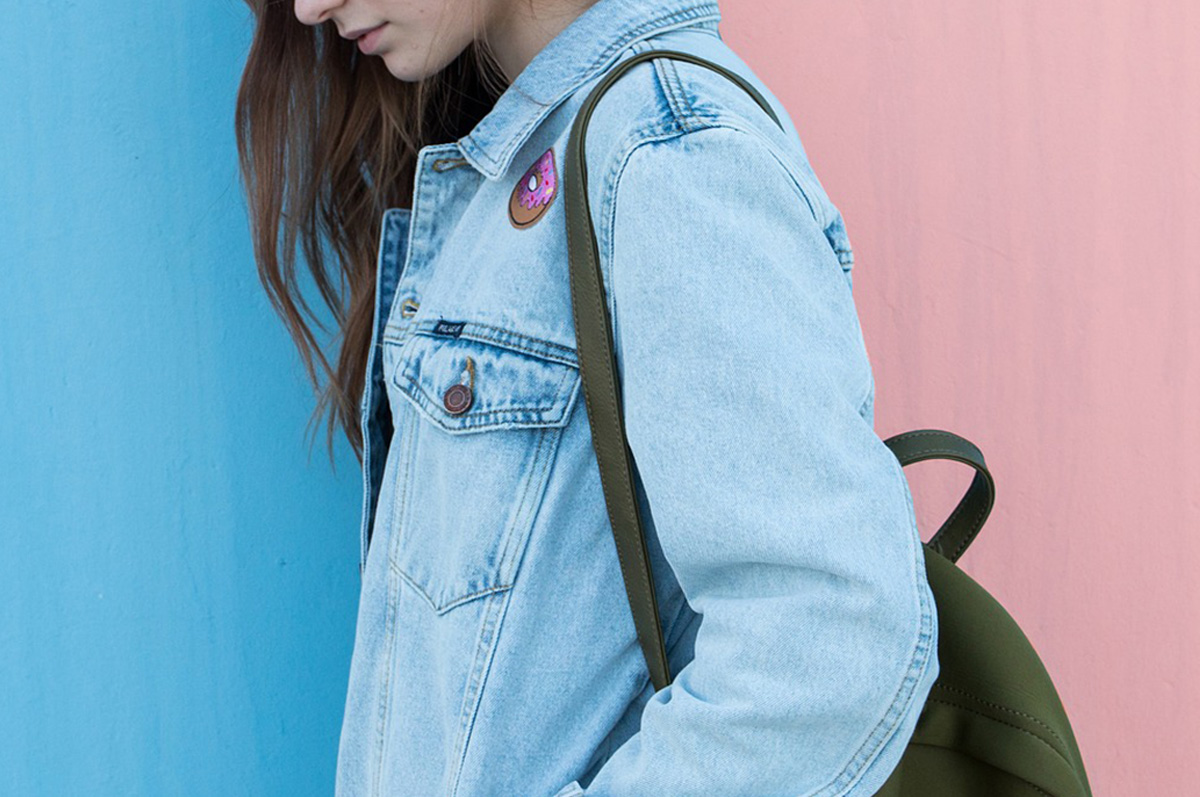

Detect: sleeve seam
[601, 123, 824, 367]
[814, 451, 938, 796]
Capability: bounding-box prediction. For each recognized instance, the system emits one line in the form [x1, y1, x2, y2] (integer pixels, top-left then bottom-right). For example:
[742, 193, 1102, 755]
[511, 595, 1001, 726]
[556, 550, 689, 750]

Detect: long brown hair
[234, 1, 509, 468]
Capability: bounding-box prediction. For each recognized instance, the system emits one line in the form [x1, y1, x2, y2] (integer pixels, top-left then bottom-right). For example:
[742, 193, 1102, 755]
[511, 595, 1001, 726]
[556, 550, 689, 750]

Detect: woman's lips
[357, 23, 386, 55]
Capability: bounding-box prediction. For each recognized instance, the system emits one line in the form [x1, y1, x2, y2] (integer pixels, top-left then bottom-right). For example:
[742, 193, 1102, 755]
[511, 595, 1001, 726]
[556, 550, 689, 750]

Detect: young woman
[236, 0, 939, 793]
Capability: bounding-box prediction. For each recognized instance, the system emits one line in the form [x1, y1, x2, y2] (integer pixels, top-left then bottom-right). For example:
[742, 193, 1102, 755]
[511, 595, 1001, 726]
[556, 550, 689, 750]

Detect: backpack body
[875, 544, 1093, 796]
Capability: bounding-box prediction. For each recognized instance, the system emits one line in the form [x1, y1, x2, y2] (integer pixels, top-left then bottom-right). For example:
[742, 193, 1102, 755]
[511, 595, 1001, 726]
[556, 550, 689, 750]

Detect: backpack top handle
[881, 429, 996, 564]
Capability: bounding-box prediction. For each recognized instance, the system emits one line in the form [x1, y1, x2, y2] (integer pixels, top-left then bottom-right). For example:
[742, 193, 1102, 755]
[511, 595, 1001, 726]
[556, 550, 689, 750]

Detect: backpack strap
[564, 48, 782, 692]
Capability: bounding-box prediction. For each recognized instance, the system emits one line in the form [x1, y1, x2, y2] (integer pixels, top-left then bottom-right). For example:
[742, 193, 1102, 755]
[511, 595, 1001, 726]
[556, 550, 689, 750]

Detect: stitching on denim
[396, 371, 575, 430]
[662, 56, 699, 132]
[448, 586, 513, 796]
[385, 389, 564, 614]
[460, 5, 719, 177]
[810, 450, 938, 796]
[679, 57, 697, 120]
[651, 51, 678, 116]
[644, 45, 689, 127]
[385, 409, 420, 580]
[449, 426, 560, 794]
[600, 124, 695, 356]
[447, 426, 562, 791]
[839, 619, 936, 795]
[358, 395, 376, 573]
[361, 207, 399, 573]
[372, 411, 417, 796]
[388, 321, 579, 366]
[390, 560, 512, 611]
[386, 328, 582, 432]
[455, 595, 502, 759]
[931, 682, 1071, 755]
[379, 167, 426, 335]
[646, 122, 823, 222]
[412, 329, 577, 367]
[475, 4, 721, 172]
[666, 60, 832, 229]
[371, 561, 401, 797]
[495, 425, 553, 587]
[437, 321, 577, 359]
[603, 124, 824, 313]
[823, 607, 936, 796]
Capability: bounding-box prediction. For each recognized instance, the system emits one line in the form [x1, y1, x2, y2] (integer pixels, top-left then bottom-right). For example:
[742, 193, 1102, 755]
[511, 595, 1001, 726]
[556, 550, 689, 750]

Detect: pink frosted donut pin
[508, 147, 558, 229]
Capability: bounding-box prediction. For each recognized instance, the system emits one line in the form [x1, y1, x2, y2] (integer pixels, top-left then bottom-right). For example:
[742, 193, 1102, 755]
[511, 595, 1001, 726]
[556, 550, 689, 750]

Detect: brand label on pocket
[432, 320, 466, 337]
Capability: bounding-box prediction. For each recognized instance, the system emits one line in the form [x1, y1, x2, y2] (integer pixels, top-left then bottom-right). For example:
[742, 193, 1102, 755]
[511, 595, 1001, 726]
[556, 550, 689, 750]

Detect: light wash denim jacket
[336, 0, 939, 794]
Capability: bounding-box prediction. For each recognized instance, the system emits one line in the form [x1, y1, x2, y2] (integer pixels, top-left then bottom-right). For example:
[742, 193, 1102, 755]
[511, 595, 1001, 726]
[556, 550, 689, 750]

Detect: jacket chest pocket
[382, 325, 582, 614]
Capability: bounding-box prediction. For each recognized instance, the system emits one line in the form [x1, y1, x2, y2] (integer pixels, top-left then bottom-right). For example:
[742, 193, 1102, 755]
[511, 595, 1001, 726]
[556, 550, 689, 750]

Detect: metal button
[443, 383, 473, 415]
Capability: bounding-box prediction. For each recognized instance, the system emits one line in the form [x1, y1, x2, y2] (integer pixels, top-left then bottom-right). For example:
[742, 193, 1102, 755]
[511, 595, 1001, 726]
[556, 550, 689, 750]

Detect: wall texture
[722, 0, 1197, 792]
[0, 4, 363, 795]
[1, 0, 1193, 794]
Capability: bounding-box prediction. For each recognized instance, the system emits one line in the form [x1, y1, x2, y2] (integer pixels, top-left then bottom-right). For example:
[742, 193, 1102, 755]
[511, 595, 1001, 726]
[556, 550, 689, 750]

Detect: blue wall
[1, 4, 362, 794]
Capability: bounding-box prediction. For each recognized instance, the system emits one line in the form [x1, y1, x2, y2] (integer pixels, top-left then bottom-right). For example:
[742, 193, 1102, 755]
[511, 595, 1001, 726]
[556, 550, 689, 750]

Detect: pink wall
[725, 0, 1198, 791]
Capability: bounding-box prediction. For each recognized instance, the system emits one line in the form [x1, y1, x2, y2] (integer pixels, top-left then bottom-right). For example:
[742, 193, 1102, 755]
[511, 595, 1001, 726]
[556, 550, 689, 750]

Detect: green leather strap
[880, 429, 996, 564]
[564, 48, 995, 692]
[564, 48, 778, 692]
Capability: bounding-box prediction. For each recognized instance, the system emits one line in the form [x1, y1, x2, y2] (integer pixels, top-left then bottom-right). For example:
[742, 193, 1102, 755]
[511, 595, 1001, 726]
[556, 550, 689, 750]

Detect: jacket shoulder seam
[613, 122, 821, 221]
[646, 54, 835, 232]
[598, 122, 821, 389]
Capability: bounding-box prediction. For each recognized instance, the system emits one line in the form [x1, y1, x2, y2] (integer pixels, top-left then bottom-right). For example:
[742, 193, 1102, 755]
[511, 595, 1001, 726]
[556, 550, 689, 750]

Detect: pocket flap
[389, 321, 582, 433]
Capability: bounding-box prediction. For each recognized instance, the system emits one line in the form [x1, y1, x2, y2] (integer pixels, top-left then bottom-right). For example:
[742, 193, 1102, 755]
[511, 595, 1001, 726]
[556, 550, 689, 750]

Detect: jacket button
[443, 383, 473, 415]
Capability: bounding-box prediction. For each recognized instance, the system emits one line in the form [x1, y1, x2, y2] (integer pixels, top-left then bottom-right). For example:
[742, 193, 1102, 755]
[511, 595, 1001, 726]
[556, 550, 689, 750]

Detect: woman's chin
[379, 42, 471, 84]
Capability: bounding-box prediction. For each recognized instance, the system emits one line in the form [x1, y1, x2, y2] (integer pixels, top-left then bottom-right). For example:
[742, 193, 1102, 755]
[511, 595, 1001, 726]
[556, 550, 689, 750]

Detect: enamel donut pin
[508, 147, 558, 229]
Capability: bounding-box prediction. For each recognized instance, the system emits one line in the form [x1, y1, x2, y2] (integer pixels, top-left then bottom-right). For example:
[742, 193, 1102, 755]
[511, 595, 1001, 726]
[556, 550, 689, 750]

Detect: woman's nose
[293, 0, 343, 27]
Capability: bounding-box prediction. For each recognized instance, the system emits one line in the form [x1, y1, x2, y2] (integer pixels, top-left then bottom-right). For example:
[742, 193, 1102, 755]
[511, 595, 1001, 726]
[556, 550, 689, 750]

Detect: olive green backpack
[563, 48, 1094, 796]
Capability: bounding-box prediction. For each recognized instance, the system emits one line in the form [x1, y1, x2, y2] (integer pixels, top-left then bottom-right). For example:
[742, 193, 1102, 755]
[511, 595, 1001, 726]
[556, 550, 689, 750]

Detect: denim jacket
[336, 0, 939, 794]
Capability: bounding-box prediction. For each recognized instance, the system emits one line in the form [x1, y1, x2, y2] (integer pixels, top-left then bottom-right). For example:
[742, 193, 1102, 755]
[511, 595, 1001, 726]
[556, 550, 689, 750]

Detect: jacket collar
[456, 0, 721, 180]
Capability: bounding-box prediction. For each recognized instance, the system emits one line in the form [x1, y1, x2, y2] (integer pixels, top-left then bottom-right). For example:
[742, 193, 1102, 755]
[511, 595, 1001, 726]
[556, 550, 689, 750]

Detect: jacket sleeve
[566, 124, 939, 795]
